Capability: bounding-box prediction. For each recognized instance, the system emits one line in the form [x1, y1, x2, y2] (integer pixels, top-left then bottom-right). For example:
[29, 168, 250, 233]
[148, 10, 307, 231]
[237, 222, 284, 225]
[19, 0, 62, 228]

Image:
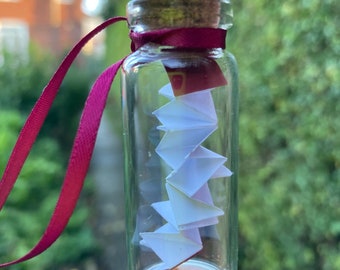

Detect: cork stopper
[127, 0, 233, 32]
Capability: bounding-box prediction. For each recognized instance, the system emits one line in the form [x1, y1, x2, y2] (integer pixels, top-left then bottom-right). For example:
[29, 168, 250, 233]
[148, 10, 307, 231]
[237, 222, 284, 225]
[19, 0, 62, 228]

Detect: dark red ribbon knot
[130, 27, 227, 51]
[0, 16, 227, 267]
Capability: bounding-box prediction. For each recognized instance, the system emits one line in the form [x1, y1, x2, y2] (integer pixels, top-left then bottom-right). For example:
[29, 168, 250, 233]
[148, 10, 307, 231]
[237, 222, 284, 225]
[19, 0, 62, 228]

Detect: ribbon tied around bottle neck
[0, 16, 227, 267]
[130, 27, 227, 51]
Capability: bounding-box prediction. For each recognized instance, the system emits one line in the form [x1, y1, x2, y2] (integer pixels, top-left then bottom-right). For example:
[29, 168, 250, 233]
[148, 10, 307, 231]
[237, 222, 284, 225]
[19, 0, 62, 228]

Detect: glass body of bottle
[121, 1, 238, 269]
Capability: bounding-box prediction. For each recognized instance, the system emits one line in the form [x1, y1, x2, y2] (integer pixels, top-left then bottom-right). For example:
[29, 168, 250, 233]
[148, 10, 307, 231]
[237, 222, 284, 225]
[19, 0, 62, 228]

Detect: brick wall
[0, 0, 85, 55]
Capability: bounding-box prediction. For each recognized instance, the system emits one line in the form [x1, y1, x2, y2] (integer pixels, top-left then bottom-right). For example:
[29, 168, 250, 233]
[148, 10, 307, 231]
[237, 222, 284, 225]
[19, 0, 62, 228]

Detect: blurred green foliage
[228, 0, 340, 269]
[0, 49, 99, 269]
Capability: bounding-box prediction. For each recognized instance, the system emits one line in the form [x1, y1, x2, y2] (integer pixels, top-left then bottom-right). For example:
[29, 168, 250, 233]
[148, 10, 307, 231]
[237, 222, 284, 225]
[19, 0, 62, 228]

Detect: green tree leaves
[0, 49, 97, 269]
[230, 0, 340, 269]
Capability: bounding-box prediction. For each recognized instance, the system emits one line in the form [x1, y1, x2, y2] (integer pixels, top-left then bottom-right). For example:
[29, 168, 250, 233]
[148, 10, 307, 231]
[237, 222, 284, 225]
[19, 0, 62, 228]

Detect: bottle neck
[127, 0, 233, 33]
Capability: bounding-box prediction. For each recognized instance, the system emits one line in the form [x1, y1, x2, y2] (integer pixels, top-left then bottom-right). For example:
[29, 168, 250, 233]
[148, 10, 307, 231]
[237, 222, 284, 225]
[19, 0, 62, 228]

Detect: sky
[82, 0, 103, 16]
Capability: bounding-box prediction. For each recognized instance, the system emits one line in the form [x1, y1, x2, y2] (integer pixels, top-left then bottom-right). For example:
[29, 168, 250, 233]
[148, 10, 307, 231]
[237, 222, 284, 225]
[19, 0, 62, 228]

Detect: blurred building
[0, 0, 91, 57]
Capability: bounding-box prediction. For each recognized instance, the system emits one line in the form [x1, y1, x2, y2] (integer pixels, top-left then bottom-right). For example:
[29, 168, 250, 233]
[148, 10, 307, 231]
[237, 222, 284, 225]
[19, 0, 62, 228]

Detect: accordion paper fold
[166, 183, 224, 229]
[140, 223, 202, 269]
[153, 97, 216, 131]
[140, 83, 232, 268]
[166, 146, 228, 197]
[155, 127, 216, 169]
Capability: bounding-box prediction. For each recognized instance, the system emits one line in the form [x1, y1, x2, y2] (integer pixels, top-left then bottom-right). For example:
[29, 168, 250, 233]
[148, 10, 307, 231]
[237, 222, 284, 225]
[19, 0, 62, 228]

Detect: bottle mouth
[127, 0, 233, 32]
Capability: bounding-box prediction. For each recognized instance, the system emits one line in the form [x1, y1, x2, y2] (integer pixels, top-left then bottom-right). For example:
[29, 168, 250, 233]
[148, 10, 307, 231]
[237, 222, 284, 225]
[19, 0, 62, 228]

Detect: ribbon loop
[0, 16, 127, 268]
[0, 16, 227, 268]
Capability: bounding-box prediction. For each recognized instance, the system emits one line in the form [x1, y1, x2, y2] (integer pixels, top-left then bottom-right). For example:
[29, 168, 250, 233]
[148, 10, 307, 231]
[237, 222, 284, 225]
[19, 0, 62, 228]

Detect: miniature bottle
[122, 1, 238, 269]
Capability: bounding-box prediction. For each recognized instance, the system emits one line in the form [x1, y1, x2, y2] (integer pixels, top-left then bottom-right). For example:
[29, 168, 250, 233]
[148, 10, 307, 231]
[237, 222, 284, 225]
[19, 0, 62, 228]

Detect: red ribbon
[0, 16, 226, 267]
[130, 27, 227, 51]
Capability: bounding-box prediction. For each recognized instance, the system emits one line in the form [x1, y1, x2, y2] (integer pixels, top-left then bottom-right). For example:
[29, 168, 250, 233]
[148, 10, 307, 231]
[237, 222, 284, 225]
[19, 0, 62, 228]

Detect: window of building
[0, 19, 29, 65]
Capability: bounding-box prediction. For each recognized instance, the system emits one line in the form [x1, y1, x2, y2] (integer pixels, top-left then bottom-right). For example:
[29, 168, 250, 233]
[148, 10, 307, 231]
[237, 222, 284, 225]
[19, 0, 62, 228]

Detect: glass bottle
[121, 1, 238, 269]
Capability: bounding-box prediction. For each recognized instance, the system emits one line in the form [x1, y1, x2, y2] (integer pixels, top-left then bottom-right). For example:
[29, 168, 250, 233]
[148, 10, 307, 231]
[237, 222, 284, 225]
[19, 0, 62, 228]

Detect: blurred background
[0, 0, 339, 269]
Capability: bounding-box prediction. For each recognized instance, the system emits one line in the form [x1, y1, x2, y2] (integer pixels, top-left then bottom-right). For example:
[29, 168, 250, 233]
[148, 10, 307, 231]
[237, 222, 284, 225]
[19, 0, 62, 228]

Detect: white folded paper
[140, 83, 232, 268]
[155, 127, 217, 170]
[141, 224, 202, 269]
[166, 146, 230, 197]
